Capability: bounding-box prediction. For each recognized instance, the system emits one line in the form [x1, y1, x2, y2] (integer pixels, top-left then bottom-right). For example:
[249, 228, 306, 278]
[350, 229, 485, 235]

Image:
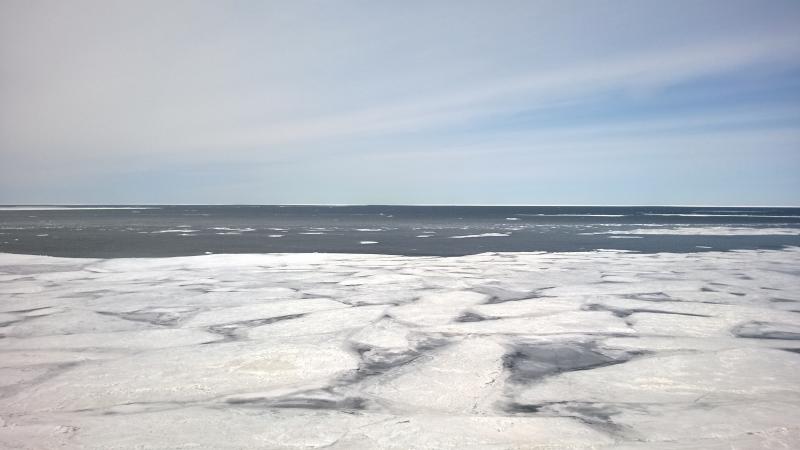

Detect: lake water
[1, 205, 799, 257]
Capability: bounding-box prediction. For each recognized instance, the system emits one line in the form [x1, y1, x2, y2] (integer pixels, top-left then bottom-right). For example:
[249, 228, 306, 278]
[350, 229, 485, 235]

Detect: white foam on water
[359, 241, 379, 245]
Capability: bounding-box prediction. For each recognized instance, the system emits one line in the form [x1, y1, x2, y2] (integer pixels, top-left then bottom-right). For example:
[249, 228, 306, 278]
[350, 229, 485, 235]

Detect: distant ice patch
[360, 241, 379, 245]
[449, 233, 510, 239]
[0, 206, 159, 211]
[644, 213, 799, 218]
[152, 229, 199, 234]
[584, 227, 800, 236]
[356, 229, 383, 232]
[210, 227, 255, 232]
[520, 214, 626, 218]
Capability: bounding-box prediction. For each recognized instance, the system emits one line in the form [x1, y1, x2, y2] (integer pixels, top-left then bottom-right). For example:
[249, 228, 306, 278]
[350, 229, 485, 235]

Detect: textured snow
[0, 248, 799, 448]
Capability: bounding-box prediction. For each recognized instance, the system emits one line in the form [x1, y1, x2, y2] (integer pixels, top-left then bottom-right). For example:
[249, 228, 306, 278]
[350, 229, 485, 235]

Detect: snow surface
[0, 248, 799, 448]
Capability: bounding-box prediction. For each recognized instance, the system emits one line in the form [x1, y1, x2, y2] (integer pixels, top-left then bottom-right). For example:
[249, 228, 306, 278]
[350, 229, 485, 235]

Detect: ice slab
[0, 248, 798, 448]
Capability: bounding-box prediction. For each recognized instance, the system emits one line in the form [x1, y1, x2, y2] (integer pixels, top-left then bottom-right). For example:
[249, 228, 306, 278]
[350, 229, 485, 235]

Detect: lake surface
[1, 205, 799, 257]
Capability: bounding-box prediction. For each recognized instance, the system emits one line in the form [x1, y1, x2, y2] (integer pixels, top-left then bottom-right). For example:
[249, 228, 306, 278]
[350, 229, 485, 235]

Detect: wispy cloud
[1, 0, 798, 204]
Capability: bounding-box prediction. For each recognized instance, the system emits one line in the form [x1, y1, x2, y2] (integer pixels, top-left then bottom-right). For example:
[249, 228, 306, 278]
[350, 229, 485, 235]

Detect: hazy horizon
[3, 203, 800, 208]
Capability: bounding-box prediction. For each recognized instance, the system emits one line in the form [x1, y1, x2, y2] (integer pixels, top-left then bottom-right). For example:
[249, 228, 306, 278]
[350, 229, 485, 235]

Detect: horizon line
[2, 203, 799, 208]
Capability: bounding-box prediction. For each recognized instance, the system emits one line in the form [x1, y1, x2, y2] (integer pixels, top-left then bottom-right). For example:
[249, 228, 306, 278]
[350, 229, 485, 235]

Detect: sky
[1, 0, 799, 205]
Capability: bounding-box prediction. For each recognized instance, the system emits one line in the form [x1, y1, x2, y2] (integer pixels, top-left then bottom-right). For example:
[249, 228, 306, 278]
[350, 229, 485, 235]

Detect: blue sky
[1, 0, 799, 205]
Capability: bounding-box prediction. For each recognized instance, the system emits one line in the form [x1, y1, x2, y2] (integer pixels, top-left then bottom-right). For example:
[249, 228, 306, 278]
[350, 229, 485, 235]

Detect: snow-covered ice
[0, 248, 799, 448]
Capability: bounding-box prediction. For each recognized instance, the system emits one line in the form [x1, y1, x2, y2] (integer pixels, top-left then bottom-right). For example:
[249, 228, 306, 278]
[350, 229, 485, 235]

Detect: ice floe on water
[449, 232, 510, 239]
[0, 248, 799, 448]
[644, 213, 800, 218]
[209, 227, 255, 232]
[151, 229, 199, 234]
[520, 213, 628, 217]
[359, 241, 379, 245]
[583, 226, 800, 236]
[0, 206, 159, 211]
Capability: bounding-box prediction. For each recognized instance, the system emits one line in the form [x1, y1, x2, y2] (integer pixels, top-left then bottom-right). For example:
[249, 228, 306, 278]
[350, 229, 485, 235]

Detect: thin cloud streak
[130, 33, 800, 152]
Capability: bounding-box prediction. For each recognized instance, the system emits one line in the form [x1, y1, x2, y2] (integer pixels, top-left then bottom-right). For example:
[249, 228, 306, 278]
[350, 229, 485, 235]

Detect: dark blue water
[1, 205, 799, 257]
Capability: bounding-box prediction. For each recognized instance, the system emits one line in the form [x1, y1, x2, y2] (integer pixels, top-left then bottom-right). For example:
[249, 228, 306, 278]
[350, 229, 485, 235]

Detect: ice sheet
[0, 248, 799, 448]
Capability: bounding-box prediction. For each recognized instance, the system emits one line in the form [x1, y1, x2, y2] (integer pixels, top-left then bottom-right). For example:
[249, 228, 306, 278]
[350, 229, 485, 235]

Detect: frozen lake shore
[0, 249, 799, 448]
